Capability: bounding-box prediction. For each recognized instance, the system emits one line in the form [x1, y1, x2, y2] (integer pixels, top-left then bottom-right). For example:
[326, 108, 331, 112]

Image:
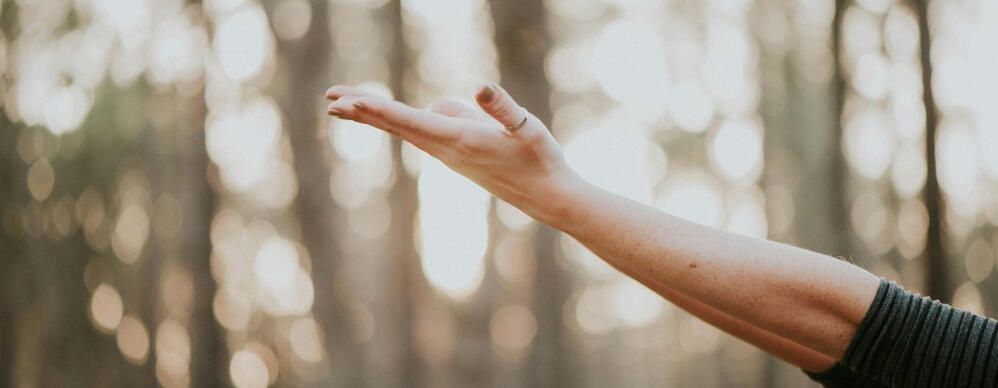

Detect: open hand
[324, 82, 581, 222]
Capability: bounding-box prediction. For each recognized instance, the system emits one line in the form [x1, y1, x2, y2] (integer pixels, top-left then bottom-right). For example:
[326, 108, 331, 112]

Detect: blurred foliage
[1, 0, 997, 387]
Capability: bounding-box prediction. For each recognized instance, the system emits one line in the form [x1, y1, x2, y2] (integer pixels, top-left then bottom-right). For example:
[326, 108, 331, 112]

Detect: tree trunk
[913, 0, 948, 303]
[177, 3, 222, 386]
[0, 116, 23, 387]
[383, 1, 421, 386]
[755, 0, 852, 385]
[488, 1, 572, 386]
[180, 90, 222, 387]
[275, 1, 363, 385]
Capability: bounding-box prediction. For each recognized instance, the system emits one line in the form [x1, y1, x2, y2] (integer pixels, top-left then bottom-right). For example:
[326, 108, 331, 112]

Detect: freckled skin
[324, 82, 882, 373]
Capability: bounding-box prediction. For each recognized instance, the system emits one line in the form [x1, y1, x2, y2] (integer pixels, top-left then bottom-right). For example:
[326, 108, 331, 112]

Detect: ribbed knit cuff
[838, 279, 998, 387]
[805, 362, 886, 387]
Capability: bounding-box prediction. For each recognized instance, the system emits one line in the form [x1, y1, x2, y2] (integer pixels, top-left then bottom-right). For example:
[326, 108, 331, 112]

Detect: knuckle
[396, 115, 418, 133]
[454, 132, 485, 156]
[352, 97, 373, 110]
[513, 120, 554, 152]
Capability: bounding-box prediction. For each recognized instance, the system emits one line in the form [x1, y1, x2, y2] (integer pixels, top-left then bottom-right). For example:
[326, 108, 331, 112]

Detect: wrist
[520, 166, 592, 230]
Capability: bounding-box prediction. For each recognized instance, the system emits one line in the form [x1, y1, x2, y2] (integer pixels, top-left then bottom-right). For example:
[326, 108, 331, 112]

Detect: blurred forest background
[1, 0, 997, 387]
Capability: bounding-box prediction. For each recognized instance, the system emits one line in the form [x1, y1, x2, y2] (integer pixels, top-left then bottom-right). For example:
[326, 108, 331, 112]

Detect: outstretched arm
[545, 174, 880, 358]
[325, 82, 879, 364]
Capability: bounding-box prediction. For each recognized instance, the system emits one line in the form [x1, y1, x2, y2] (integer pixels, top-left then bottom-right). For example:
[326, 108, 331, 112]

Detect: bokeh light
[214, 4, 273, 82]
[117, 315, 151, 364]
[417, 158, 490, 299]
[90, 283, 124, 333]
[230, 349, 270, 388]
[3, 0, 996, 386]
[404, 0, 497, 301]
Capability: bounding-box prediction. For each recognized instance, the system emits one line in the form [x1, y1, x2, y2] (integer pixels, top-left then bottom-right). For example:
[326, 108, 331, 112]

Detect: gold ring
[505, 108, 528, 132]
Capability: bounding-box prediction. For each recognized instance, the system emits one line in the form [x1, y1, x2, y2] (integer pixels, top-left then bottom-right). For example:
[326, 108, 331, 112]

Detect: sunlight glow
[546, 44, 596, 93]
[710, 119, 763, 183]
[27, 158, 55, 201]
[952, 281, 984, 315]
[404, 0, 497, 93]
[206, 96, 283, 191]
[932, 0, 998, 226]
[149, 13, 207, 85]
[489, 305, 537, 359]
[668, 81, 716, 133]
[563, 112, 653, 204]
[726, 192, 769, 239]
[112, 203, 150, 264]
[230, 349, 269, 388]
[965, 239, 994, 284]
[214, 4, 273, 82]
[937, 124, 980, 215]
[612, 280, 664, 327]
[117, 315, 150, 364]
[45, 85, 91, 135]
[547, 0, 763, 345]
[213, 287, 252, 331]
[417, 157, 490, 300]
[896, 199, 927, 259]
[679, 315, 722, 354]
[702, 20, 758, 116]
[844, 108, 894, 180]
[891, 142, 927, 198]
[254, 236, 299, 292]
[90, 0, 152, 48]
[591, 20, 670, 121]
[11, 0, 996, 383]
[657, 175, 724, 228]
[155, 320, 191, 380]
[404, 0, 496, 301]
[289, 317, 324, 363]
[90, 283, 124, 333]
[545, 0, 606, 21]
[333, 120, 389, 163]
[574, 286, 616, 334]
[852, 52, 890, 101]
[496, 200, 534, 230]
[272, 0, 312, 41]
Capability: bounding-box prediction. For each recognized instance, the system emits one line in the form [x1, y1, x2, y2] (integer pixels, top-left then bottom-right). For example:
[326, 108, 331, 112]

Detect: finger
[327, 96, 361, 117]
[328, 96, 422, 142]
[430, 97, 492, 122]
[475, 81, 529, 129]
[325, 85, 380, 101]
[329, 96, 465, 142]
[329, 99, 442, 154]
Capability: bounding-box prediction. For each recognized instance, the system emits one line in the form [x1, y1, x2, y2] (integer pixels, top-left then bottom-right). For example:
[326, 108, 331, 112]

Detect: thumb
[475, 81, 528, 130]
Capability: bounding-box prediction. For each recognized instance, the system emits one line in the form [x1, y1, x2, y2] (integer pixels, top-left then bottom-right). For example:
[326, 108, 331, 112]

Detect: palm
[324, 83, 570, 212]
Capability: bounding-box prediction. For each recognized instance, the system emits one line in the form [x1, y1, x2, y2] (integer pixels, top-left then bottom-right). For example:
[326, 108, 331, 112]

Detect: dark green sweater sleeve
[821, 278, 998, 387]
[805, 363, 888, 387]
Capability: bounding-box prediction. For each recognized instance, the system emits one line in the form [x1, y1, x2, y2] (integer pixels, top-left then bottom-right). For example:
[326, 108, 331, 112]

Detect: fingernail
[328, 107, 343, 116]
[477, 83, 496, 104]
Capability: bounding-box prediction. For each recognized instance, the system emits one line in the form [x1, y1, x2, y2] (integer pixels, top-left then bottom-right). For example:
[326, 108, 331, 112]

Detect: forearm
[533, 175, 880, 358]
[628, 269, 835, 372]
